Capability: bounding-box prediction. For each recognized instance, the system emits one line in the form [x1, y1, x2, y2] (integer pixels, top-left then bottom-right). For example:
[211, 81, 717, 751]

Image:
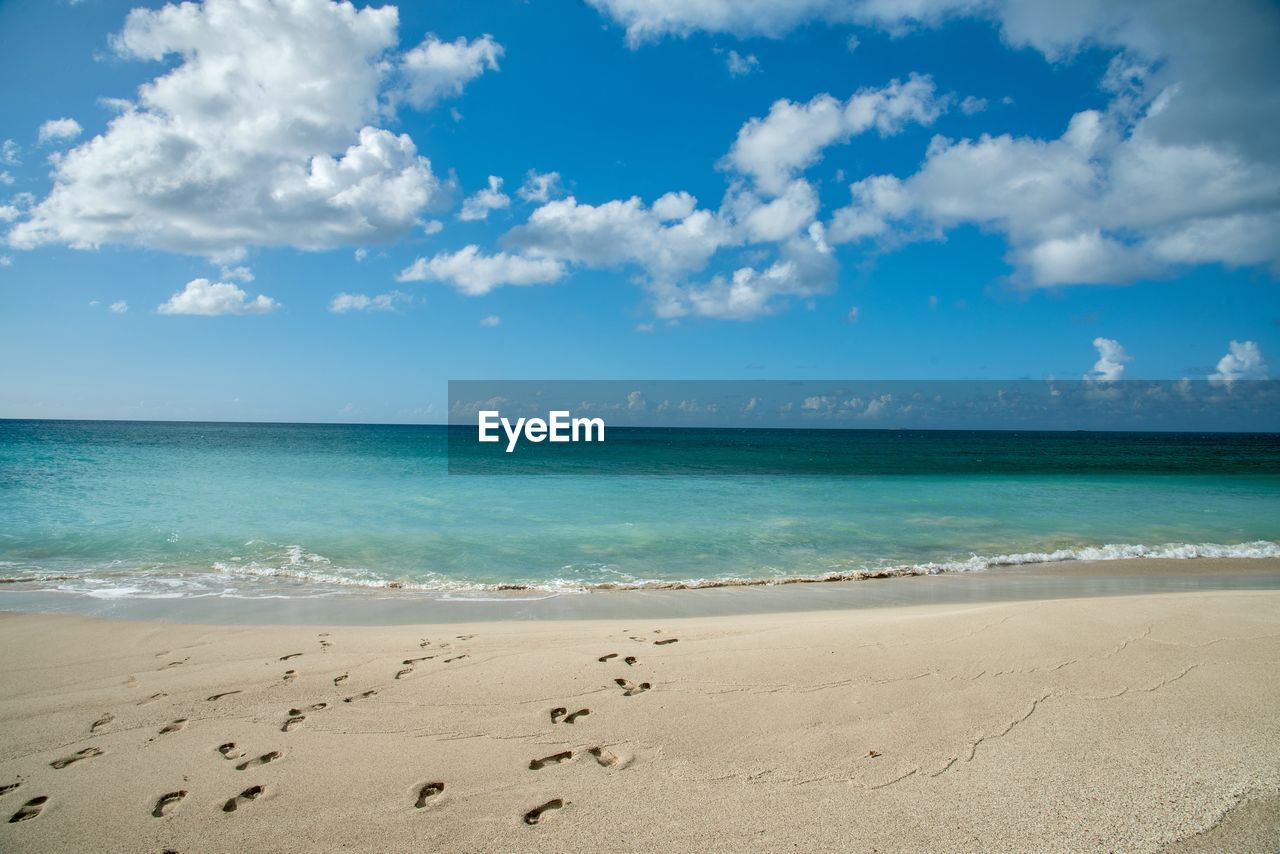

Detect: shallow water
[1, 420, 1278, 600]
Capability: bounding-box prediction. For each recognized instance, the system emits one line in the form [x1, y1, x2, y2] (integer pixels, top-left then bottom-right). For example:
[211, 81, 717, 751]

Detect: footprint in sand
[342, 690, 377, 704]
[455, 634, 476, 641]
[8, 796, 47, 823]
[318, 634, 332, 650]
[549, 707, 590, 724]
[624, 656, 638, 666]
[395, 667, 413, 680]
[158, 719, 187, 735]
[0, 783, 20, 797]
[207, 691, 242, 702]
[333, 673, 348, 686]
[235, 751, 281, 771]
[414, 782, 445, 808]
[598, 653, 618, 662]
[90, 713, 114, 733]
[281, 716, 305, 733]
[444, 654, 468, 663]
[279, 653, 303, 661]
[218, 743, 244, 760]
[419, 638, 431, 648]
[152, 790, 186, 818]
[222, 785, 264, 813]
[50, 747, 103, 769]
[628, 636, 647, 643]
[588, 747, 621, 767]
[654, 638, 678, 646]
[282, 670, 297, 683]
[403, 656, 433, 665]
[165, 657, 190, 668]
[139, 692, 167, 706]
[523, 799, 564, 825]
[615, 678, 650, 696]
[288, 703, 327, 715]
[528, 751, 572, 770]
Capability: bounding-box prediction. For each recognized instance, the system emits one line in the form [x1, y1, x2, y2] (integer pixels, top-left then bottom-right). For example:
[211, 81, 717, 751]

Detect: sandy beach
[1, 561, 1278, 853]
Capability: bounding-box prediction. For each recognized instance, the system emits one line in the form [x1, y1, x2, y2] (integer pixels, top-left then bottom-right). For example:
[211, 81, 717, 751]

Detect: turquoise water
[1, 420, 1278, 599]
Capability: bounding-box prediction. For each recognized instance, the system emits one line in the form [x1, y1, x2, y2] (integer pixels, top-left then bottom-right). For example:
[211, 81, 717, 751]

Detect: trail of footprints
[4, 629, 677, 830]
[516, 629, 678, 826]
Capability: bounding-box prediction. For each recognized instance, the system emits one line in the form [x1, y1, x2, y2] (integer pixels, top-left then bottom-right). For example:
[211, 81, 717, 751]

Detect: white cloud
[459, 175, 510, 221]
[423, 219, 444, 235]
[593, 0, 1280, 286]
[5, 0, 506, 260]
[38, 118, 83, 145]
[219, 265, 254, 282]
[725, 49, 760, 76]
[723, 74, 945, 194]
[329, 291, 408, 313]
[506, 192, 731, 277]
[959, 95, 987, 115]
[398, 245, 565, 295]
[729, 179, 820, 243]
[517, 170, 562, 203]
[354, 248, 367, 262]
[649, 223, 835, 320]
[502, 181, 833, 319]
[1084, 336, 1131, 381]
[0, 205, 19, 223]
[0, 255, 12, 267]
[1, 140, 17, 165]
[109, 300, 128, 313]
[846, 33, 860, 52]
[398, 34, 502, 109]
[847, 305, 859, 322]
[1209, 340, 1268, 384]
[480, 314, 501, 326]
[157, 278, 279, 315]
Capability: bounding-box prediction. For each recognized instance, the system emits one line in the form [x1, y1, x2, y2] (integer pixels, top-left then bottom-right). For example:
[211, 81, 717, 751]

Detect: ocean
[1, 419, 1278, 600]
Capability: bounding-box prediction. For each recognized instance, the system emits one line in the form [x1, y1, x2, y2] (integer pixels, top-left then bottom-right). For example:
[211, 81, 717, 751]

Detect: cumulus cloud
[1209, 340, 1268, 384]
[157, 278, 279, 315]
[1085, 336, 1131, 381]
[109, 300, 128, 313]
[398, 34, 502, 109]
[517, 170, 562, 203]
[648, 223, 836, 320]
[723, 74, 945, 194]
[329, 291, 409, 313]
[724, 49, 760, 76]
[397, 246, 565, 295]
[506, 192, 731, 277]
[502, 177, 834, 319]
[1, 140, 18, 165]
[38, 118, 83, 144]
[459, 175, 511, 221]
[592, 0, 1280, 287]
[6, 0, 503, 260]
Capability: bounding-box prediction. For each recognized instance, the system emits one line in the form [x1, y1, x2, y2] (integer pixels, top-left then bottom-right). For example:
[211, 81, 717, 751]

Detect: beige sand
[0, 584, 1278, 851]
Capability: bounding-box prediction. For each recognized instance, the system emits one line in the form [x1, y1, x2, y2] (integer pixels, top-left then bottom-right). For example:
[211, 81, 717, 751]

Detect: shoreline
[1, 586, 1277, 851]
[1, 556, 1278, 626]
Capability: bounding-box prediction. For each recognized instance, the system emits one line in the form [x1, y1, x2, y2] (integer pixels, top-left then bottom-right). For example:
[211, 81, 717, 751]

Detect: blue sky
[0, 0, 1276, 422]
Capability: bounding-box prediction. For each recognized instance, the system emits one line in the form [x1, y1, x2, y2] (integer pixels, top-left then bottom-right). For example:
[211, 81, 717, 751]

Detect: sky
[0, 0, 1277, 423]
